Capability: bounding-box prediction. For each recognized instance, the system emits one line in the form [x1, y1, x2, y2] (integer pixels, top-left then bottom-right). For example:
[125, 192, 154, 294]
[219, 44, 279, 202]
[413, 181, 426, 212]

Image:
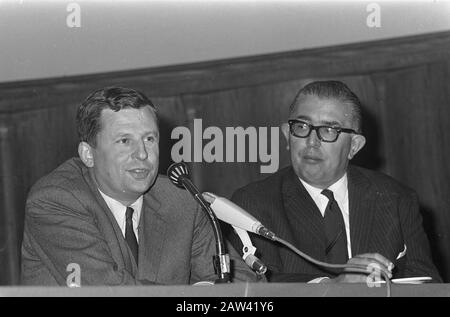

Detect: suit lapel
[82, 165, 135, 274]
[137, 192, 167, 283]
[281, 169, 327, 258]
[348, 166, 376, 256]
[277, 166, 383, 265]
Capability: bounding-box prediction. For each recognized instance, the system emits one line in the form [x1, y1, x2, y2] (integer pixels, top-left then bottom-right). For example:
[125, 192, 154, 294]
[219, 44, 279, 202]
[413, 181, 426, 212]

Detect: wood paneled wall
[1, 31, 449, 284]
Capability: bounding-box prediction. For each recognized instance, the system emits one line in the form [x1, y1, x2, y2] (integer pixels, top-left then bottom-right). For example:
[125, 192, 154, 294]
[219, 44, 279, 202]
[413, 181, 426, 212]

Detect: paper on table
[392, 277, 432, 284]
[373, 276, 432, 284]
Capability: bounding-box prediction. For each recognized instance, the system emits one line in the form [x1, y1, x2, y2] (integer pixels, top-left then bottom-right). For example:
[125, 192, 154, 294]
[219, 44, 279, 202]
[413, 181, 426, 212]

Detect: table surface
[1, 283, 449, 297]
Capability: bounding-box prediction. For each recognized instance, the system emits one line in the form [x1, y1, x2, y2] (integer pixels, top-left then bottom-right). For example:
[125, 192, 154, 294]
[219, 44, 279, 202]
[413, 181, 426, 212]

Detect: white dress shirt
[299, 174, 352, 284]
[299, 174, 352, 258]
[98, 190, 143, 242]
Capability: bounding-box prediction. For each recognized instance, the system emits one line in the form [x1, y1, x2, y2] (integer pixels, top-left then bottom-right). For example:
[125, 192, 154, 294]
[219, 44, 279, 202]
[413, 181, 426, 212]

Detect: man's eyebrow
[293, 115, 311, 121]
[293, 116, 342, 126]
[113, 132, 133, 138]
[113, 130, 159, 138]
[145, 131, 159, 137]
[320, 120, 342, 127]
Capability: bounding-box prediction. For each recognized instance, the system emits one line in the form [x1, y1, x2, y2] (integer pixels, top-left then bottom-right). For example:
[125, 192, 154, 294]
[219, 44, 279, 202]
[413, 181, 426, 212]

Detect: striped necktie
[321, 189, 348, 264]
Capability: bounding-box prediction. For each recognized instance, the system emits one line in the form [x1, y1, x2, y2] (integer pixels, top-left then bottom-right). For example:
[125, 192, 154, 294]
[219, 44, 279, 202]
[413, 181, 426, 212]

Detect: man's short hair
[289, 80, 363, 133]
[76, 87, 158, 146]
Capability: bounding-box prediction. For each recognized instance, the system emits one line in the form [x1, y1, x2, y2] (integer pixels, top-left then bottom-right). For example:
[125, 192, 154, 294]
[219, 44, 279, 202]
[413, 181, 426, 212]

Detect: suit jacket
[21, 158, 261, 286]
[228, 165, 441, 282]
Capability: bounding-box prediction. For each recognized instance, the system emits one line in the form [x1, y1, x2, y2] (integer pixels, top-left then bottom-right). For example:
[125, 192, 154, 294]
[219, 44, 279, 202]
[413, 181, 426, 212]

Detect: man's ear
[348, 134, 366, 160]
[281, 123, 290, 151]
[78, 142, 94, 167]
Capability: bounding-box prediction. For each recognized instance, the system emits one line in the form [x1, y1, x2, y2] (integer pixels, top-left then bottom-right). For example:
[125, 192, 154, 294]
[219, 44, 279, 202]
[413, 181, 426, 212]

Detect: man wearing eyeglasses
[228, 80, 441, 283]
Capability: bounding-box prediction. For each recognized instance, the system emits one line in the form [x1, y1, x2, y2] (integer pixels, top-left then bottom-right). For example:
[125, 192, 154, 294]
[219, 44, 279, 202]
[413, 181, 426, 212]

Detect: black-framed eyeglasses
[288, 119, 360, 143]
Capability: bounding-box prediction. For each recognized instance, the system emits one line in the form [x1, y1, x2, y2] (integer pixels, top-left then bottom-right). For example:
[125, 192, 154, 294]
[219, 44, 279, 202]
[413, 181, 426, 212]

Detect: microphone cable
[204, 192, 392, 296]
[272, 236, 391, 297]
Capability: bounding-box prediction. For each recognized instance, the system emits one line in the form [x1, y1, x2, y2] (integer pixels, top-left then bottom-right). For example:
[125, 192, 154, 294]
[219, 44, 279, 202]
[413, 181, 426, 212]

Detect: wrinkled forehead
[290, 95, 354, 126]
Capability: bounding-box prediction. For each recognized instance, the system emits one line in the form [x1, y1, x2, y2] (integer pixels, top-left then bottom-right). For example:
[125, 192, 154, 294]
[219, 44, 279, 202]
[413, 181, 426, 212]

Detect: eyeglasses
[288, 119, 360, 143]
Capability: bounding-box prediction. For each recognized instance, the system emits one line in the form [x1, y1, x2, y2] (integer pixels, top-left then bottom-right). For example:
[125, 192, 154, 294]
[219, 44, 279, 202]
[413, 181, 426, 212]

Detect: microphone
[167, 162, 231, 283]
[202, 192, 276, 240]
[202, 192, 269, 275]
[167, 162, 203, 201]
[232, 226, 267, 275]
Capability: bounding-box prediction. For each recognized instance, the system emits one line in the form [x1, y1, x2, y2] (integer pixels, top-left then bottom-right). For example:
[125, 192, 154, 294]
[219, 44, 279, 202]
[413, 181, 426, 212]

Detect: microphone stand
[185, 182, 231, 283]
[167, 163, 231, 283]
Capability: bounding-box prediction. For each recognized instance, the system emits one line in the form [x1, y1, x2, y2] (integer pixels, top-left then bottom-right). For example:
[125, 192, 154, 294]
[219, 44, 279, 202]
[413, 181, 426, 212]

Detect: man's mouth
[128, 168, 151, 180]
[302, 154, 323, 163]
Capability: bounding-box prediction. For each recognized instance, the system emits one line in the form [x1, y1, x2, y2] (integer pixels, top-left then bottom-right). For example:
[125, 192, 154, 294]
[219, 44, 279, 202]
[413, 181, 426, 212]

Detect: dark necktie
[321, 189, 348, 264]
[125, 207, 139, 265]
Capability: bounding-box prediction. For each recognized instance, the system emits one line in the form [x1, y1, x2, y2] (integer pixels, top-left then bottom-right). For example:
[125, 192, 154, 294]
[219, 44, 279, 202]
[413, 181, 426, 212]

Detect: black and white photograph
[0, 0, 449, 299]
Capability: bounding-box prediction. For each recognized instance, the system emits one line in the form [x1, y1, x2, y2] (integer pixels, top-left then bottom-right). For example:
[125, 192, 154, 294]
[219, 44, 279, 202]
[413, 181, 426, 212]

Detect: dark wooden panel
[2, 31, 450, 112]
[0, 123, 21, 285]
[150, 96, 190, 173]
[180, 79, 306, 197]
[376, 62, 450, 280]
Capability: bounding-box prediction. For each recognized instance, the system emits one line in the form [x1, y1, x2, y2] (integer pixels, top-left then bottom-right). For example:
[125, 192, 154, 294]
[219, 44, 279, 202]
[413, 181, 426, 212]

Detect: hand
[326, 253, 394, 283]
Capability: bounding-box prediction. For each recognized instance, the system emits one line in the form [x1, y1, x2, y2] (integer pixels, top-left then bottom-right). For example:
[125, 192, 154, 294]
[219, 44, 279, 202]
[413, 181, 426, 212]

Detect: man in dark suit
[229, 80, 441, 283]
[21, 87, 261, 286]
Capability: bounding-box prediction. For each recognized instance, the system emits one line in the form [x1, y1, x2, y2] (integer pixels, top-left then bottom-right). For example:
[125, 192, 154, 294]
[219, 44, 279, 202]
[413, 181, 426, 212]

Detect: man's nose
[133, 140, 148, 160]
[306, 129, 321, 147]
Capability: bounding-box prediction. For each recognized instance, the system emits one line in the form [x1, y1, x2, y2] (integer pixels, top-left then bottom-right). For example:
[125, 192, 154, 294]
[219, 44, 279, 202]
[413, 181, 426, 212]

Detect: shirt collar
[98, 190, 143, 229]
[299, 173, 348, 215]
[327, 173, 348, 202]
[299, 173, 347, 196]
